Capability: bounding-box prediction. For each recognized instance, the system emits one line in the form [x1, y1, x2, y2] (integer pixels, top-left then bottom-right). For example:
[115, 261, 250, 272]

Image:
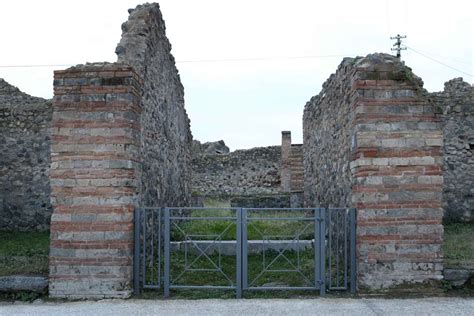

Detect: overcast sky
[1, 0, 472, 150]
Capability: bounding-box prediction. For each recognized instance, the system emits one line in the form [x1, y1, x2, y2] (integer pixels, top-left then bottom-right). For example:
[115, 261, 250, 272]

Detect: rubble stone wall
[116, 3, 192, 207]
[432, 78, 473, 223]
[0, 79, 52, 231]
[192, 146, 281, 196]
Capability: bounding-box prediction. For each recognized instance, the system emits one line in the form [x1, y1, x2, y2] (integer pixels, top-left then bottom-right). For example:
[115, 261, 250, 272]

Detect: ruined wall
[116, 3, 192, 207]
[192, 145, 281, 196]
[304, 53, 444, 289]
[0, 79, 52, 231]
[49, 3, 193, 298]
[432, 78, 473, 223]
[303, 61, 354, 208]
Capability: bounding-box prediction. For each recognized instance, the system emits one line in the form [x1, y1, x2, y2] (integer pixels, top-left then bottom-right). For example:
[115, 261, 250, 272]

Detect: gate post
[236, 208, 243, 298]
[319, 208, 326, 296]
[163, 207, 170, 298]
[133, 208, 141, 296]
[349, 208, 357, 293]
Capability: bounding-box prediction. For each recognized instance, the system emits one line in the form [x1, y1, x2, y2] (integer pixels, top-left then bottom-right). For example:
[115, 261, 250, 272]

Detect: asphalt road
[1, 297, 473, 315]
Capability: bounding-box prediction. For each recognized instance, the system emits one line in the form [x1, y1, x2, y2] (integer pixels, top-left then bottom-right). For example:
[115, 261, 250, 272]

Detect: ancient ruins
[0, 2, 472, 298]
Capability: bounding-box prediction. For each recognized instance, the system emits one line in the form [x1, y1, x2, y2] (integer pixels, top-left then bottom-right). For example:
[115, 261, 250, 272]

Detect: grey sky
[0, 0, 472, 149]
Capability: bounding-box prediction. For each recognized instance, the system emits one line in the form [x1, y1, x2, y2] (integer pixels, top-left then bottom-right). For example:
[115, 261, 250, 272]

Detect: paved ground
[0, 297, 473, 315]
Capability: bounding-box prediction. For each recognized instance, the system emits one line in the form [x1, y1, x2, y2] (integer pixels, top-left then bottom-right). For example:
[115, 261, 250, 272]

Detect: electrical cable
[0, 54, 354, 68]
[406, 45, 473, 78]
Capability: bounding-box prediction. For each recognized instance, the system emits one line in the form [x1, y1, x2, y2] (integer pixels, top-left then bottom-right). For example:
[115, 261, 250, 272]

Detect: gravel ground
[0, 297, 473, 315]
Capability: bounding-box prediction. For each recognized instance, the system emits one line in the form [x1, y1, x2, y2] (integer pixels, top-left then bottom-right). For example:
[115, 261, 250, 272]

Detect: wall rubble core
[304, 53, 444, 289]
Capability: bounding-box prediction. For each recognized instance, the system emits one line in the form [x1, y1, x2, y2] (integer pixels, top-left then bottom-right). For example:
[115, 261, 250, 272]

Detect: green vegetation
[0, 231, 49, 276]
[443, 223, 474, 266]
[142, 248, 320, 299]
[173, 201, 314, 241]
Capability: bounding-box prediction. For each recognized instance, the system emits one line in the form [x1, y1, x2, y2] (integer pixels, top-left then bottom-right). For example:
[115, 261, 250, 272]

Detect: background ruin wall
[48, 3, 193, 298]
[191, 145, 281, 196]
[304, 53, 444, 289]
[0, 79, 52, 231]
[432, 78, 473, 223]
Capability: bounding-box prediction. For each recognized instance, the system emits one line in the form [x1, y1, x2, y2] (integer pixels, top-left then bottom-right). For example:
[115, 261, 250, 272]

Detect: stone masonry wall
[303, 63, 354, 208]
[116, 3, 192, 207]
[304, 53, 444, 289]
[49, 64, 142, 298]
[432, 78, 473, 223]
[0, 79, 52, 231]
[192, 145, 281, 196]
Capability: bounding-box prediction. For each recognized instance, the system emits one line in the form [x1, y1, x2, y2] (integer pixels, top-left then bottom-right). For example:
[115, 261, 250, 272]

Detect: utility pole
[390, 34, 407, 58]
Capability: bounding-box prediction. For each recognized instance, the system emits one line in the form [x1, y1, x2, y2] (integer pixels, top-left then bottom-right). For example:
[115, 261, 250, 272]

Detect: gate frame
[133, 207, 357, 298]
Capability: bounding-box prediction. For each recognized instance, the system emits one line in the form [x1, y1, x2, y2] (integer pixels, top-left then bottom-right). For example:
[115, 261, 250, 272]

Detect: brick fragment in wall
[303, 53, 444, 289]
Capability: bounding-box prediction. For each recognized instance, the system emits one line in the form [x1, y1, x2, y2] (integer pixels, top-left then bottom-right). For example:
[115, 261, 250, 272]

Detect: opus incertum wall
[304, 53, 444, 289]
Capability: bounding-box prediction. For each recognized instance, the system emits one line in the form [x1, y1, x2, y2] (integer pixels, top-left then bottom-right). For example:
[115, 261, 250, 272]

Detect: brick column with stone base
[48, 63, 142, 298]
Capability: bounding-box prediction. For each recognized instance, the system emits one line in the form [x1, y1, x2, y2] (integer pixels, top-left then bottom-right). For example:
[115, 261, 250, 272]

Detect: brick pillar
[350, 69, 444, 289]
[281, 131, 292, 192]
[49, 63, 142, 298]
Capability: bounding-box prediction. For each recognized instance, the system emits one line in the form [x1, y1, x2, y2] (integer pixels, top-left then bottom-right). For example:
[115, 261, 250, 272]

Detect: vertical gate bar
[133, 207, 141, 296]
[328, 208, 332, 289]
[142, 209, 147, 287]
[158, 208, 162, 288]
[320, 208, 326, 297]
[336, 210, 339, 288]
[150, 209, 154, 285]
[242, 208, 248, 290]
[314, 208, 321, 290]
[344, 209, 348, 289]
[350, 208, 357, 293]
[236, 208, 242, 298]
[164, 207, 170, 298]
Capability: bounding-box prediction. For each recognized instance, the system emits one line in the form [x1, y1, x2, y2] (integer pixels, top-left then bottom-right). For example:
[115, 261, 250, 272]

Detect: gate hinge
[316, 217, 324, 223]
[317, 279, 325, 285]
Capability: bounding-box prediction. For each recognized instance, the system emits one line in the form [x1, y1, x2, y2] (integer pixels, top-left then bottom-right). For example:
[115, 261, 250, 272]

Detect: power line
[177, 54, 351, 64]
[0, 64, 74, 68]
[0, 54, 355, 69]
[406, 45, 473, 78]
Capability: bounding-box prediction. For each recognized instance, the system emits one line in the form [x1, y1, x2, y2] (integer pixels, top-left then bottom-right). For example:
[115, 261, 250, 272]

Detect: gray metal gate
[134, 207, 356, 298]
